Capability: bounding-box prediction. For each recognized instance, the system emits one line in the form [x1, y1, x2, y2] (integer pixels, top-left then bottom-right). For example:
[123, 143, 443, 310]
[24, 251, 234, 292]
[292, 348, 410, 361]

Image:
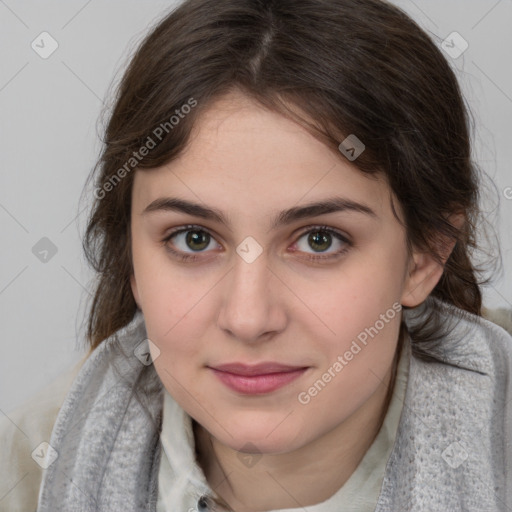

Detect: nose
[216, 250, 287, 343]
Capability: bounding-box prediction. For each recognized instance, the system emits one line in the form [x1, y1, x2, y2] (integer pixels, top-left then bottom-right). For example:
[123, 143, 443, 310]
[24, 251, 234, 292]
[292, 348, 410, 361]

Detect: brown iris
[186, 230, 210, 251]
[308, 230, 332, 252]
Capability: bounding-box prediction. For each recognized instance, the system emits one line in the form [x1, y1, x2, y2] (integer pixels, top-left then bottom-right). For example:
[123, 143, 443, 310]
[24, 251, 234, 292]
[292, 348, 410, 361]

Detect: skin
[130, 89, 452, 511]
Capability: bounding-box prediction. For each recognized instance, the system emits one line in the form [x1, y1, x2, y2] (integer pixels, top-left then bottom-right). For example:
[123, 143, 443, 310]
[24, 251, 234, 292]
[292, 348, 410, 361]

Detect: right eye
[161, 225, 222, 261]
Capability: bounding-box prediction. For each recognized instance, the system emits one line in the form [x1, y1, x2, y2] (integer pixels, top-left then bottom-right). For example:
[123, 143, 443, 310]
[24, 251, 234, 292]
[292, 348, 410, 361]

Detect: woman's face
[130, 90, 435, 454]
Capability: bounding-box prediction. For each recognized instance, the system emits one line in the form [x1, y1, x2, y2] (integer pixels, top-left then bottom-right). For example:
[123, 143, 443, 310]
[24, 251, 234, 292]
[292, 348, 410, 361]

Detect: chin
[204, 412, 308, 455]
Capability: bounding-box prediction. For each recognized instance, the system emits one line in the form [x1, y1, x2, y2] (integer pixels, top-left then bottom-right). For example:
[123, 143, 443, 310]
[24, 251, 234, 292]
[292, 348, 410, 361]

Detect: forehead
[132, 91, 396, 222]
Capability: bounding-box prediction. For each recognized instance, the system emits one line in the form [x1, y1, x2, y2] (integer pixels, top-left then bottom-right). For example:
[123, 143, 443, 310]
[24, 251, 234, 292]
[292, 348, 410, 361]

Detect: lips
[210, 362, 307, 376]
[208, 362, 309, 394]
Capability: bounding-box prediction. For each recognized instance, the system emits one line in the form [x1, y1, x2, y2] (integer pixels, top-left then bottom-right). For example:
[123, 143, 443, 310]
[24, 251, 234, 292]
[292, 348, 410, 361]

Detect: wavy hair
[82, 0, 497, 360]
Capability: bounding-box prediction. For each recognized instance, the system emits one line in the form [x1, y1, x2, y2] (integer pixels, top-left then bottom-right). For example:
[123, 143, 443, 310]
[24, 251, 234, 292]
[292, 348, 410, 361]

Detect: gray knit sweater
[36, 299, 512, 511]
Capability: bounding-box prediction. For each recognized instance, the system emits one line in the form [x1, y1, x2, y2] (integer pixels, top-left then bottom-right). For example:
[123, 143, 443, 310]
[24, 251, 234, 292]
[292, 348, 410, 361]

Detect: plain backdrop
[1, 0, 511, 413]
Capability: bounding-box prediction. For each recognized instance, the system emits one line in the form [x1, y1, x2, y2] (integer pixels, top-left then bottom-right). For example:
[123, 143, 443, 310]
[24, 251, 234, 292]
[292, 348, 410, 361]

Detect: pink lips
[208, 362, 308, 394]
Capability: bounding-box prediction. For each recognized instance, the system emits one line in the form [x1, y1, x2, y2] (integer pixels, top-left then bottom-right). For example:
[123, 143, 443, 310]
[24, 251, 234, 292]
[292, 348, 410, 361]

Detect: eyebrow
[141, 196, 377, 230]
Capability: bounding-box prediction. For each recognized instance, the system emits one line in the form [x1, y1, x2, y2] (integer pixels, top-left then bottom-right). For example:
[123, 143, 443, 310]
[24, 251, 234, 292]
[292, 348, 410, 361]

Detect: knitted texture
[36, 300, 512, 511]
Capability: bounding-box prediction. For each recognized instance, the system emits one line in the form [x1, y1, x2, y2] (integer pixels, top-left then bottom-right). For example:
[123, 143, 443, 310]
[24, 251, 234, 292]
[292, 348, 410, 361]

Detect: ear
[401, 213, 464, 308]
[130, 273, 141, 309]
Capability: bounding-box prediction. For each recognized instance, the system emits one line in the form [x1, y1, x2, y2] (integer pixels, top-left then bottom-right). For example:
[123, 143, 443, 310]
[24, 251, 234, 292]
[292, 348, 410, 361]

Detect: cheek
[302, 258, 404, 342]
[143, 285, 208, 360]
[138, 265, 221, 372]
[147, 303, 210, 406]
[132, 240, 203, 335]
[295, 249, 404, 390]
[311, 294, 401, 380]
[295, 310, 401, 435]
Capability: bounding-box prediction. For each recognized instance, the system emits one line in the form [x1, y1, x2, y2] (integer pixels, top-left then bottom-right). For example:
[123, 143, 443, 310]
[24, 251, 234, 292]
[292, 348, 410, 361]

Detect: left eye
[293, 227, 350, 256]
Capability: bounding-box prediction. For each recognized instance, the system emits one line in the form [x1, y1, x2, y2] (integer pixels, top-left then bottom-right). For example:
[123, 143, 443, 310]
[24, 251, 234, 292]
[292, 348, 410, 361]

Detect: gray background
[1, 0, 511, 413]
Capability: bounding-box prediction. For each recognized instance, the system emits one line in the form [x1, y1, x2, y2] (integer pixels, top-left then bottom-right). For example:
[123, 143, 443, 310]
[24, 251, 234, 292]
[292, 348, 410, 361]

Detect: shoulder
[403, 299, 512, 456]
[0, 357, 86, 512]
[379, 300, 512, 509]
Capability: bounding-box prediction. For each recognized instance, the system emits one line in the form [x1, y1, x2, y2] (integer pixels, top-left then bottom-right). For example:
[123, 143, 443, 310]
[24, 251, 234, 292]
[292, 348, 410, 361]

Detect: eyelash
[160, 224, 352, 263]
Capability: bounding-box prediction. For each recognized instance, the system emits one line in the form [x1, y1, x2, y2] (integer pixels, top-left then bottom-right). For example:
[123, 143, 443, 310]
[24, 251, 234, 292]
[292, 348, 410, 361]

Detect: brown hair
[82, 0, 496, 357]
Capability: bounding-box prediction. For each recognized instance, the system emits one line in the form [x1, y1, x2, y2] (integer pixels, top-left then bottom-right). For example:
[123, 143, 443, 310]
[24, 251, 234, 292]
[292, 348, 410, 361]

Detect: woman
[2, 0, 511, 510]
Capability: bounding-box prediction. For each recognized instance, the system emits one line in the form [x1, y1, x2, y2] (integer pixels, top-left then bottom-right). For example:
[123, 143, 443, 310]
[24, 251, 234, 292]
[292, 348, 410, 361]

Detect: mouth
[207, 362, 309, 395]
